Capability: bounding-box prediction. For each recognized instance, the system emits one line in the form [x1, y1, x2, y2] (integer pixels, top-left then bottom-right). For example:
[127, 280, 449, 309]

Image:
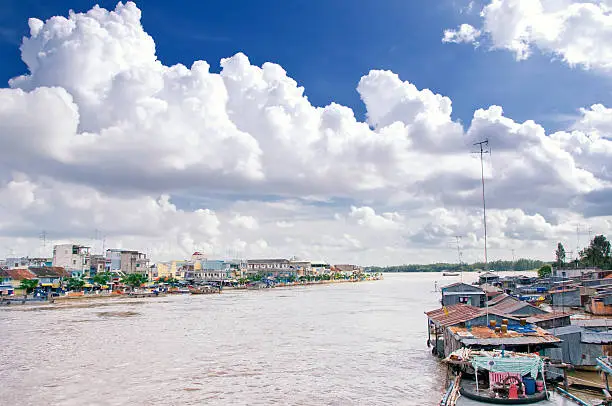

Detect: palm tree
[19, 279, 39, 294]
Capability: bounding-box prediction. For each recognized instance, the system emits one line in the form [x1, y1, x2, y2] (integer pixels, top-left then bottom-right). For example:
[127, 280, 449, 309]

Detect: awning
[472, 355, 543, 378]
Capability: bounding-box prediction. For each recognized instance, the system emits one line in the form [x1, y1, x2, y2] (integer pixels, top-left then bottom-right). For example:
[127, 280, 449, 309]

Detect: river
[0, 273, 576, 405]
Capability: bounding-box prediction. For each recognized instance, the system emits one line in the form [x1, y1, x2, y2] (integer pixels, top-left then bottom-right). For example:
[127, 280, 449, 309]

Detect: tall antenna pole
[473, 139, 490, 322]
[473, 139, 490, 273]
[455, 235, 463, 281]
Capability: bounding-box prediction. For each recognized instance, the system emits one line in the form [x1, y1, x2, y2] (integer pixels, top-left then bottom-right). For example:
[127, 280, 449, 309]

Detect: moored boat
[443, 272, 460, 276]
[442, 349, 551, 405]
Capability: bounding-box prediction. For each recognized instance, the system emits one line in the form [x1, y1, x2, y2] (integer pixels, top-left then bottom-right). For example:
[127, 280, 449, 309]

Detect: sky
[0, 0, 611, 265]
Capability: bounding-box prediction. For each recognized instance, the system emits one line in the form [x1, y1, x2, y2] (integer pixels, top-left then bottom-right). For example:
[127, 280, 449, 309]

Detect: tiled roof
[425, 304, 484, 327]
[1, 268, 36, 280]
[28, 267, 70, 278]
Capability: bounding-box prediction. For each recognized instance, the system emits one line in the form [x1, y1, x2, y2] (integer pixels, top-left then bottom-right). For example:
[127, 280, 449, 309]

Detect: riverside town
[0, 244, 382, 301]
[432, 235, 612, 405]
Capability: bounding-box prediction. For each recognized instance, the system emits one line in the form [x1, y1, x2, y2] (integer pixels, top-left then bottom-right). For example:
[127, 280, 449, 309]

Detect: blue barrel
[523, 377, 536, 395]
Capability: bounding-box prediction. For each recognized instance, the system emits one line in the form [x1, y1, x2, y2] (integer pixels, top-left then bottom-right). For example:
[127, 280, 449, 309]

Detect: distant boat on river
[442, 272, 460, 276]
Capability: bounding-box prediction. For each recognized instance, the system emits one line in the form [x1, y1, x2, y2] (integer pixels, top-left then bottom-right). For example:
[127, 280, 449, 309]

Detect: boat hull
[460, 386, 548, 404]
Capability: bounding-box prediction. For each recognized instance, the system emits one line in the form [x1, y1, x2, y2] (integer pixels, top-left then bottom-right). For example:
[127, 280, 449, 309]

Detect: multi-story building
[5, 257, 52, 269]
[311, 262, 331, 275]
[105, 249, 149, 275]
[89, 255, 107, 275]
[52, 244, 91, 277]
[247, 259, 298, 278]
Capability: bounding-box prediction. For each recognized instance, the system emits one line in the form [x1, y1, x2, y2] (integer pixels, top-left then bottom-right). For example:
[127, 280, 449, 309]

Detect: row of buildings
[428, 267, 612, 374]
[0, 244, 363, 294]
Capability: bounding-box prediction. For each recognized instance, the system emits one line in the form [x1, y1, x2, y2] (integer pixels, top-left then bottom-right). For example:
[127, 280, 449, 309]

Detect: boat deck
[460, 380, 549, 404]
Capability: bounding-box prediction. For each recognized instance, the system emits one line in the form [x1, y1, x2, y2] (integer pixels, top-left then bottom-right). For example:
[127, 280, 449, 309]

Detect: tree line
[368, 258, 547, 273]
[554, 234, 612, 270]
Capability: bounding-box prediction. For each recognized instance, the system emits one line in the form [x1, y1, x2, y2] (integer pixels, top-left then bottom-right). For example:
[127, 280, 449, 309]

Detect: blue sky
[1, 0, 611, 133]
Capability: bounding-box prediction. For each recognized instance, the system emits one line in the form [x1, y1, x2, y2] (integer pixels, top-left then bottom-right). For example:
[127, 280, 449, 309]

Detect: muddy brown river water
[0, 273, 575, 405]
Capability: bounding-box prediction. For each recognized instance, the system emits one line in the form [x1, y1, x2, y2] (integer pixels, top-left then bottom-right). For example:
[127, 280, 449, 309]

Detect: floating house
[488, 295, 548, 317]
[425, 303, 561, 358]
[549, 286, 582, 307]
[440, 282, 486, 307]
[542, 325, 612, 368]
[478, 272, 500, 285]
[586, 292, 612, 315]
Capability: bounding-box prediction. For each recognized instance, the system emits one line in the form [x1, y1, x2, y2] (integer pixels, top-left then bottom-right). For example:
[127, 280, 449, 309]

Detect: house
[586, 293, 612, 315]
[549, 287, 582, 307]
[333, 264, 362, 275]
[53, 244, 91, 277]
[311, 262, 331, 275]
[445, 323, 561, 357]
[488, 295, 548, 316]
[541, 325, 612, 367]
[552, 267, 600, 279]
[5, 257, 52, 269]
[525, 312, 572, 329]
[89, 255, 107, 275]
[478, 272, 500, 285]
[440, 282, 486, 307]
[104, 249, 149, 275]
[247, 259, 297, 278]
[425, 303, 561, 357]
[0, 268, 35, 293]
[29, 267, 70, 291]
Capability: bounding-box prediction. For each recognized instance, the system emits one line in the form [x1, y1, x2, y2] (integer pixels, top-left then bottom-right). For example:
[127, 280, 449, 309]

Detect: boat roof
[448, 325, 561, 346]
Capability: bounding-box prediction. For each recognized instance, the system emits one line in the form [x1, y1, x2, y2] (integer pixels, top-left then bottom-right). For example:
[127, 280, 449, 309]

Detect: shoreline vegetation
[1, 275, 383, 308]
[368, 259, 547, 273]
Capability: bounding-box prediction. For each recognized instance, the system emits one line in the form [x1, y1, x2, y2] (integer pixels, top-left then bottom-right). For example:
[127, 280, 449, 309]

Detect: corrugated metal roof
[449, 325, 561, 346]
[526, 312, 572, 324]
[490, 297, 539, 314]
[546, 325, 583, 336]
[582, 331, 612, 344]
[425, 304, 484, 327]
[572, 319, 612, 328]
[488, 293, 510, 306]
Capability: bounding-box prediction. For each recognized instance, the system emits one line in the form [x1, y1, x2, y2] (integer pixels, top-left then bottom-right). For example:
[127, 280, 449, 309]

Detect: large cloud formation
[444, 0, 612, 71]
[1, 2, 611, 265]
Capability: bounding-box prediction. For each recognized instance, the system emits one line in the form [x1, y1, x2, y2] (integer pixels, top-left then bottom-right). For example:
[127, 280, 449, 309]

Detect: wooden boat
[189, 286, 219, 295]
[442, 349, 550, 405]
[443, 272, 460, 276]
[459, 379, 548, 404]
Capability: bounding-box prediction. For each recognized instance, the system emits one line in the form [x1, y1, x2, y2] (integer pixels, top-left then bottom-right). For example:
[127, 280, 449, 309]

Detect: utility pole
[473, 138, 490, 322]
[511, 249, 516, 271]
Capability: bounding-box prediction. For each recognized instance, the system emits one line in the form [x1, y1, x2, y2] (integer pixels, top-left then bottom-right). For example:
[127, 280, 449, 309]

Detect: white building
[52, 244, 91, 277]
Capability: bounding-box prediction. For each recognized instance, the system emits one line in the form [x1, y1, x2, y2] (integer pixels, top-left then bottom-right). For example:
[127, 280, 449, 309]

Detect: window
[73, 260, 76, 265]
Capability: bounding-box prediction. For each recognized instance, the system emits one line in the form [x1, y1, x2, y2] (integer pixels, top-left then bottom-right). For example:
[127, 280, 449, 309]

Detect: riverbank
[1, 276, 382, 308]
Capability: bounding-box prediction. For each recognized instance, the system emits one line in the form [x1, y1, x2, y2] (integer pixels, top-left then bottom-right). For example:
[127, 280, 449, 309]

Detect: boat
[189, 286, 219, 295]
[443, 272, 460, 276]
[441, 348, 550, 405]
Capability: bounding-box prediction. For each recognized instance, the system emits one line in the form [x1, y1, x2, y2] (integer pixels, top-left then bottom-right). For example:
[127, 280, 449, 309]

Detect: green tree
[19, 278, 39, 294]
[121, 273, 148, 290]
[555, 243, 566, 267]
[156, 276, 178, 285]
[537, 264, 552, 278]
[92, 272, 111, 286]
[580, 235, 612, 269]
[66, 277, 86, 291]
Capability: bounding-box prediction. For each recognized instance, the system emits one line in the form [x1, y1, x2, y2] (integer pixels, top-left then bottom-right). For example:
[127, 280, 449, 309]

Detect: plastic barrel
[523, 377, 536, 395]
[536, 381, 544, 392]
